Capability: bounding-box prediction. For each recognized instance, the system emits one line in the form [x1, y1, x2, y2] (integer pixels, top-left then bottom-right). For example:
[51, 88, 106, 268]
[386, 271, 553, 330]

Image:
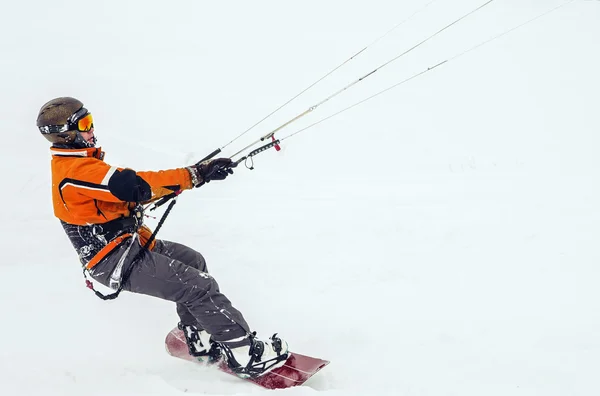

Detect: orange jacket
[50, 146, 194, 268]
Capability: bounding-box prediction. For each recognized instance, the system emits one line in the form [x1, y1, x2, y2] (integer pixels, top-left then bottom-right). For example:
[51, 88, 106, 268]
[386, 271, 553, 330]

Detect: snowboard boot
[178, 322, 221, 362]
[220, 332, 289, 378]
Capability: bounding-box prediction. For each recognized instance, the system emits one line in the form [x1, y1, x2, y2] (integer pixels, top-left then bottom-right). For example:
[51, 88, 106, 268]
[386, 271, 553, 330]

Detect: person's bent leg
[90, 238, 288, 377]
[91, 239, 249, 341]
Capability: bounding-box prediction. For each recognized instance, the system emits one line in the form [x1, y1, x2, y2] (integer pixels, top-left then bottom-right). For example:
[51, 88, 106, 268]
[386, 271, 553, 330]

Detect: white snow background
[1, 0, 599, 395]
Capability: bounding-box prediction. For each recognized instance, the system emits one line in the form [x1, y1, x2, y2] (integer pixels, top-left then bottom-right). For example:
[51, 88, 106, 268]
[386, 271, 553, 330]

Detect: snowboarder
[37, 97, 289, 378]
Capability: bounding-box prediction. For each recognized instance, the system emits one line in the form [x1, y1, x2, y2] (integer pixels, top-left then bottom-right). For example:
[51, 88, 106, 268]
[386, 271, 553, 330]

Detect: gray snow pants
[89, 237, 250, 342]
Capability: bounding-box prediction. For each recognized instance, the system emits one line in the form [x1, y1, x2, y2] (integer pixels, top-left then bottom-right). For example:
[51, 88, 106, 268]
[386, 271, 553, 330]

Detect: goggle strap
[68, 107, 89, 124]
[39, 125, 70, 134]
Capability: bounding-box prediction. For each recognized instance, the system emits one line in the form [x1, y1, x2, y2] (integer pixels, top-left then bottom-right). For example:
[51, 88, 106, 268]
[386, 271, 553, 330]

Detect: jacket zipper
[94, 199, 108, 220]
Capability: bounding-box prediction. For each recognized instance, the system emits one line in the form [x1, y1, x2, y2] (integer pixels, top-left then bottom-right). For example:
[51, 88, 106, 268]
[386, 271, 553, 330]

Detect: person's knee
[160, 240, 207, 272]
[183, 247, 207, 272]
[195, 253, 207, 272]
[184, 272, 217, 302]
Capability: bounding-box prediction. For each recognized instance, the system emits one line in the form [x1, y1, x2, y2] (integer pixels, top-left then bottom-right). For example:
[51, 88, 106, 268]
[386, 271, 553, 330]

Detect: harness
[84, 198, 178, 300]
[83, 204, 144, 271]
[91, 216, 136, 242]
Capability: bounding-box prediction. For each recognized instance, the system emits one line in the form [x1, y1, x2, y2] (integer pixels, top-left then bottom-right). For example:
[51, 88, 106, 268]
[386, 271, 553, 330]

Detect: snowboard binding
[221, 332, 289, 378]
[178, 322, 222, 363]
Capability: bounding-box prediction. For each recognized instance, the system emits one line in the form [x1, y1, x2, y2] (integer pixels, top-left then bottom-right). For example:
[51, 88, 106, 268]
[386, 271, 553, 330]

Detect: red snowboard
[165, 327, 329, 390]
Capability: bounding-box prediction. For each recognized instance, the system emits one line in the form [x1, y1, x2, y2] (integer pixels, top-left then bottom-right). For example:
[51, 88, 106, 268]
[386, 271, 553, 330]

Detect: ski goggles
[72, 111, 94, 132]
[39, 107, 94, 134]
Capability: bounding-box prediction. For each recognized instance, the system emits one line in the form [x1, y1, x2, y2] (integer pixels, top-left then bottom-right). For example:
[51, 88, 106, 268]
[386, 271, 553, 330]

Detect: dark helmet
[37, 97, 96, 148]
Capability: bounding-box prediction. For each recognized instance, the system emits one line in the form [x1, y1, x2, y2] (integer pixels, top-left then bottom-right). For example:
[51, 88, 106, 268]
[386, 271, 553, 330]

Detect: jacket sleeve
[65, 158, 193, 203]
[136, 168, 194, 200]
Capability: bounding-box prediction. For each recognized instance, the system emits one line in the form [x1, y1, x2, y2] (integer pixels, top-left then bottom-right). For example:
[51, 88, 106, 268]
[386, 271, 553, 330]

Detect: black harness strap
[85, 197, 179, 300]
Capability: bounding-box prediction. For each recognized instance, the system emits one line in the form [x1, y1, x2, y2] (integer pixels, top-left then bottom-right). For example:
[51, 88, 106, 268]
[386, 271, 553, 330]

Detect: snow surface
[1, 0, 599, 395]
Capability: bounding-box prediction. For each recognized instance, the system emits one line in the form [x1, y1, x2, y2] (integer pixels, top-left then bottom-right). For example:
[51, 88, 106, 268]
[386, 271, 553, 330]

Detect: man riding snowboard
[37, 96, 288, 378]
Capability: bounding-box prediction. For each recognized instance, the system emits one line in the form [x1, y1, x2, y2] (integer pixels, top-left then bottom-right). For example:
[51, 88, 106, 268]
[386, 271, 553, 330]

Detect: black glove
[186, 158, 235, 187]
